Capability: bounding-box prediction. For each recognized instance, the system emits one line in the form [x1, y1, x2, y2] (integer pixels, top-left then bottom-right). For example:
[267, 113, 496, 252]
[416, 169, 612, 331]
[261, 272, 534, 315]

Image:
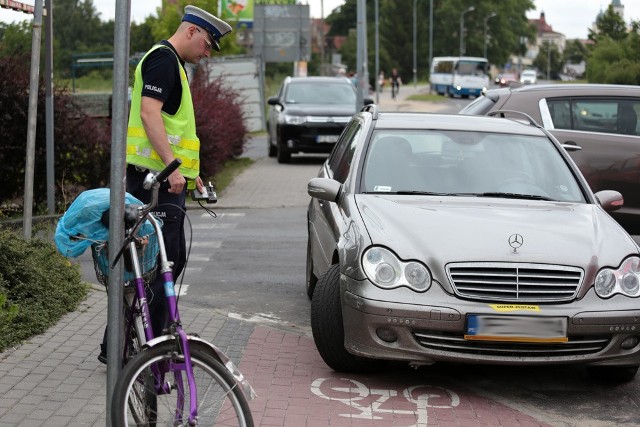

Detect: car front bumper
[278, 121, 348, 154]
[341, 275, 640, 367]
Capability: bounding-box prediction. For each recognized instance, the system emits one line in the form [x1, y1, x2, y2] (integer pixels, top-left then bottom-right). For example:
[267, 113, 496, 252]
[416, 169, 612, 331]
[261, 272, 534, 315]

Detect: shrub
[0, 54, 248, 217]
[191, 63, 248, 178]
[0, 230, 89, 351]
[0, 54, 111, 215]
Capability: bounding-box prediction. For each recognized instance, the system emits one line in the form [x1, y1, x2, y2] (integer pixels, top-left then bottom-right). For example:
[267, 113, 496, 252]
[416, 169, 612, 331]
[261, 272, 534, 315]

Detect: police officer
[99, 6, 232, 363]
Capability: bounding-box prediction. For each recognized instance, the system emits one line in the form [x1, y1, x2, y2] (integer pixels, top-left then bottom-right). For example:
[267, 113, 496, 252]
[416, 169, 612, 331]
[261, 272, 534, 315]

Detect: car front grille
[413, 330, 609, 358]
[306, 116, 351, 123]
[447, 262, 583, 302]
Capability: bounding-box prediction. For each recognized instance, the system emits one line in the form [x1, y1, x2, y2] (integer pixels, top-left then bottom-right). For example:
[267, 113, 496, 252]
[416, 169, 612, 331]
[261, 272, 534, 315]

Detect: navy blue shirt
[140, 40, 184, 115]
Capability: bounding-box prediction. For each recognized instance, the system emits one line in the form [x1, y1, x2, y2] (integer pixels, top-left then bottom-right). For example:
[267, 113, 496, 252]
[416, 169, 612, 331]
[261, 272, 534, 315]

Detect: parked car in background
[495, 73, 519, 87]
[520, 69, 537, 84]
[267, 76, 369, 164]
[460, 84, 640, 234]
[307, 104, 640, 382]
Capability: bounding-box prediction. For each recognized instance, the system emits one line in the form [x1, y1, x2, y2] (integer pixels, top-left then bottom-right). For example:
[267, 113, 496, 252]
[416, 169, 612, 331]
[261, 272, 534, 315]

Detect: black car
[267, 76, 363, 163]
[460, 84, 640, 235]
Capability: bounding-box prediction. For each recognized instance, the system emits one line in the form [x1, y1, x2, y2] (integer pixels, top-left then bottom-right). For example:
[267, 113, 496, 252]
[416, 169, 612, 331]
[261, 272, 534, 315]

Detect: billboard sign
[253, 4, 310, 63]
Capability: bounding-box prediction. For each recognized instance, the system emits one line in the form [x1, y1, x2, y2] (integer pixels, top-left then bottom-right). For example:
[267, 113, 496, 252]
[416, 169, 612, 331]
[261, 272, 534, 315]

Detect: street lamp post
[459, 6, 475, 57]
[483, 12, 496, 59]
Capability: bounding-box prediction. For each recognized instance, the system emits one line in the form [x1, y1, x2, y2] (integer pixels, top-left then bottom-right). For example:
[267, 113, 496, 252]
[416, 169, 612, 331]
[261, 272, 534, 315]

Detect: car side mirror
[595, 190, 624, 212]
[308, 178, 341, 203]
[267, 96, 281, 106]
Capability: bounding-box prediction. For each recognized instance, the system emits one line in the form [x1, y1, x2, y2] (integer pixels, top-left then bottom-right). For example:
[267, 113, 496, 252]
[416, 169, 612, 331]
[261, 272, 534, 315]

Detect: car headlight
[595, 257, 640, 298]
[362, 247, 431, 292]
[281, 114, 307, 125]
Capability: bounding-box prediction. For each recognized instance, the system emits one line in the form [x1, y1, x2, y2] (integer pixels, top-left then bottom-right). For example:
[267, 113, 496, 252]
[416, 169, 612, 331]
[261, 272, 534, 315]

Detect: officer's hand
[168, 169, 186, 194]
[195, 176, 204, 193]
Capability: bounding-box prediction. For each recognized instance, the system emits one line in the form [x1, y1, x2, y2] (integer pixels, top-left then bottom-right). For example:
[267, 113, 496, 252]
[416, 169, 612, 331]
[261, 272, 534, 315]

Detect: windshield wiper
[478, 192, 555, 201]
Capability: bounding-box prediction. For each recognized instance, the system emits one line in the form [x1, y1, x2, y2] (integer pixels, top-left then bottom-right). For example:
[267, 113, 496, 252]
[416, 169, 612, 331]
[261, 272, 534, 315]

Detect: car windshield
[361, 130, 586, 203]
[285, 82, 356, 104]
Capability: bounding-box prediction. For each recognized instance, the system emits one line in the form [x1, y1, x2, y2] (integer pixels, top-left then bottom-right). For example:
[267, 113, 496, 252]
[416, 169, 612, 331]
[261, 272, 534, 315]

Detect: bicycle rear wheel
[112, 340, 253, 426]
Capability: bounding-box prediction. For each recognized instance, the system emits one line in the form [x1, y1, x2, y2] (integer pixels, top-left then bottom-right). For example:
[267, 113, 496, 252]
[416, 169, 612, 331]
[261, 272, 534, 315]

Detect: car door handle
[562, 141, 583, 151]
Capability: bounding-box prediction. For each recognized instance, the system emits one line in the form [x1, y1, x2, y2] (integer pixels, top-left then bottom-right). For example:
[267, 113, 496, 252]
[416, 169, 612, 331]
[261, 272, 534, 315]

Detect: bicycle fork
[147, 215, 200, 426]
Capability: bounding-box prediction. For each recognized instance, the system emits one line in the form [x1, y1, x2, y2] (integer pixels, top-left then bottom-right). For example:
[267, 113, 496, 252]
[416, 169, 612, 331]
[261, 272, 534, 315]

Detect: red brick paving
[239, 326, 554, 426]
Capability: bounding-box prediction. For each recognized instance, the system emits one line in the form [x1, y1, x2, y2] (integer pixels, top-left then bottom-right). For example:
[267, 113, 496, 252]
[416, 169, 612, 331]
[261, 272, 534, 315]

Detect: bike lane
[240, 326, 554, 427]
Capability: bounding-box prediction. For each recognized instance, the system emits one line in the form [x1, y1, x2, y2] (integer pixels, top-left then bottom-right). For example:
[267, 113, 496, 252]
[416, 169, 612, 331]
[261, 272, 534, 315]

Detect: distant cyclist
[389, 67, 402, 100]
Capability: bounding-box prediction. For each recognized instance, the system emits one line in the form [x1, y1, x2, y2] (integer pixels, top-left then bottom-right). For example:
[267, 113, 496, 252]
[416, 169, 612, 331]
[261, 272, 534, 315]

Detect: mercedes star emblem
[508, 233, 524, 253]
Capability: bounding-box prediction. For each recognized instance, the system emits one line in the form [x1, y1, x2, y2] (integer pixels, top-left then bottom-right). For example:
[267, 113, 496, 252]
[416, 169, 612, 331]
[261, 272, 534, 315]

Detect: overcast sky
[1, 0, 639, 40]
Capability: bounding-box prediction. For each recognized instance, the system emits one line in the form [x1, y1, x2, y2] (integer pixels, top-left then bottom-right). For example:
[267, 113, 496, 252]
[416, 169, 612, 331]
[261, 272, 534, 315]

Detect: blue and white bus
[429, 56, 490, 98]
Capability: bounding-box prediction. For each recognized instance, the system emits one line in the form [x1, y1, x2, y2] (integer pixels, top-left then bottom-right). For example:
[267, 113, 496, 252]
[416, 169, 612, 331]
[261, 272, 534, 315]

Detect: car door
[541, 97, 640, 231]
[308, 118, 364, 276]
[267, 82, 285, 144]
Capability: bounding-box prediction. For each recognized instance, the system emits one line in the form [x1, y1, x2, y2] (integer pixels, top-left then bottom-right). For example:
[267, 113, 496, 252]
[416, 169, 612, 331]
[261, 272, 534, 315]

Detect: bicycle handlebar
[144, 158, 182, 190]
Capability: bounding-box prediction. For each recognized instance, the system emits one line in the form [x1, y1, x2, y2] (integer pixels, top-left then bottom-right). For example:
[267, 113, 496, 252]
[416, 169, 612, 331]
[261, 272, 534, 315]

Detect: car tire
[311, 264, 385, 373]
[586, 365, 639, 383]
[277, 143, 291, 164]
[305, 238, 317, 299]
[267, 130, 277, 158]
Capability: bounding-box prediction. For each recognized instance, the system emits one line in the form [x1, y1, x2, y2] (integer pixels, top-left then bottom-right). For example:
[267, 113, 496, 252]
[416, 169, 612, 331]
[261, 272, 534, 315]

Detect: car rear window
[459, 95, 496, 115]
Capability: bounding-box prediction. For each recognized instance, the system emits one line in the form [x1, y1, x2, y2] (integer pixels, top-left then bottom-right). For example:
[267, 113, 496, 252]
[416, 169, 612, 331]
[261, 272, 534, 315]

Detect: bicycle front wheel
[112, 341, 253, 426]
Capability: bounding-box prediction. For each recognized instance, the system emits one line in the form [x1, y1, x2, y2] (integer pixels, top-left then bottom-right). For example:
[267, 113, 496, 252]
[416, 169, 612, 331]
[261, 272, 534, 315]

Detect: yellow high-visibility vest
[126, 44, 200, 180]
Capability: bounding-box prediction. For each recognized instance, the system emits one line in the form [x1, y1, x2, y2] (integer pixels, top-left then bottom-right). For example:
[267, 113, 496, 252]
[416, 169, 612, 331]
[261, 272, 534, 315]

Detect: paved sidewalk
[0, 87, 562, 427]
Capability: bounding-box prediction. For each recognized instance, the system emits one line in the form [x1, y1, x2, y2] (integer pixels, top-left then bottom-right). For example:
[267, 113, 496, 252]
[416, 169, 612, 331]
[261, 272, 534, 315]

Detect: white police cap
[182, 5, 232, 52]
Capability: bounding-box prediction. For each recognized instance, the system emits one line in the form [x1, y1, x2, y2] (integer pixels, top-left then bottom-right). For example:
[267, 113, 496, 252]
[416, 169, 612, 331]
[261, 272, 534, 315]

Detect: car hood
[283, 103, 356, 116]
[354, 195, 638, 266]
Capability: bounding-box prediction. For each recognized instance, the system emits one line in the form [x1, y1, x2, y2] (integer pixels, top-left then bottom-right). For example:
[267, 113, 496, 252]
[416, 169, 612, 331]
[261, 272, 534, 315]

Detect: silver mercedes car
[307, 105, 640, 382]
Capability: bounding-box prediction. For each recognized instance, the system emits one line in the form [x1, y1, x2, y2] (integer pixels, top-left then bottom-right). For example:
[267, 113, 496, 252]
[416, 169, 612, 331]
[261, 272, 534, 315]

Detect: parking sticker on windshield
[374, 185, 392, 192]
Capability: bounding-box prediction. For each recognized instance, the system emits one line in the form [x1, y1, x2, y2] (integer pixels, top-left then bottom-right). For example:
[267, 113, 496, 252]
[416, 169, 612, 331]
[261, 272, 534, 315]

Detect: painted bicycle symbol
[311, 377, 460, 427]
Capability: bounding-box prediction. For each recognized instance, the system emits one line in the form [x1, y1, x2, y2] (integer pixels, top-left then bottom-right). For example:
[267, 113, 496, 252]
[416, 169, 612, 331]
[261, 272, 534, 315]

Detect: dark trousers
[101, 165, 187, 354]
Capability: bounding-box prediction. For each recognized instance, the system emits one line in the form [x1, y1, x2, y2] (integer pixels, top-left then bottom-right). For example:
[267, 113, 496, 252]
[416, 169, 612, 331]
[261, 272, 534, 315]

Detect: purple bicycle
[100, 159, 254, 426]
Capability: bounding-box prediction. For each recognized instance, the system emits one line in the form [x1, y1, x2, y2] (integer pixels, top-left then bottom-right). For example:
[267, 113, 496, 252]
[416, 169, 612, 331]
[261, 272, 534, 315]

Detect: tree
[589, 4, 628, 42]
[0, 22, 32, 57]
[563, 39, 588, 64]
[533, 41, 563, 80]
[325, 0, 536, 83]
[587, 32, 640, 85]
[52, 0, 113, 78]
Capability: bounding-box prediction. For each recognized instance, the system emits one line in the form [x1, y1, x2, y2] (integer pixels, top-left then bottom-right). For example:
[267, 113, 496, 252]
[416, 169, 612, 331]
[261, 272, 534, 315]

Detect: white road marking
[191, 241, 222, 249]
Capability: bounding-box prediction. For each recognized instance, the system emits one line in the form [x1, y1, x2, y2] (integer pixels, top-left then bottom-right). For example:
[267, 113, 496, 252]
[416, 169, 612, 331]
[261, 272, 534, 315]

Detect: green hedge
[0, 230, 89, 352]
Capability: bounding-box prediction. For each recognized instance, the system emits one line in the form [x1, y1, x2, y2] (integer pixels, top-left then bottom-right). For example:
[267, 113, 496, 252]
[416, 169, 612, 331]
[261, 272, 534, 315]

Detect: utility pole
[413, 0, 417, 87]
[356, 0, 367, 110]
[459, 6, 474, 57]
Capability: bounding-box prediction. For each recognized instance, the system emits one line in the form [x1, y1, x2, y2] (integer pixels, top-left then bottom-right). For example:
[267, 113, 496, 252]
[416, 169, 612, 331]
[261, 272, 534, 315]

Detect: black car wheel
[267, 128, 277, 158]
[277, 142, 291, 164]
[586, 365, 639, 383]
[305, 238, 317, 299]
[311, 264, 385, 373]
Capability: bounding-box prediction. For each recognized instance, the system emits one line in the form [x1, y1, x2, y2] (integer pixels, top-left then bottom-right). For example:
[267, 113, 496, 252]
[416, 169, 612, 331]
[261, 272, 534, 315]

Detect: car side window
[547, 100, 572, 130]
[548, 99, 640, 136]
[328, 121, 362, 184]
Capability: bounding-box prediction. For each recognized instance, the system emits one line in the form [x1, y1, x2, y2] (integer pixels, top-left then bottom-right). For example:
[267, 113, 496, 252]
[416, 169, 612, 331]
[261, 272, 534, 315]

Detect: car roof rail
[361, 103, 379, 120]
[488, 110, 541, 128]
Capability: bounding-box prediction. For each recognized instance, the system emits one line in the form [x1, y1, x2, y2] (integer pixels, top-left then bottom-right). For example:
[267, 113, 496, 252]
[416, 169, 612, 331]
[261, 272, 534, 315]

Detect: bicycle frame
[123, 178, 200, 425]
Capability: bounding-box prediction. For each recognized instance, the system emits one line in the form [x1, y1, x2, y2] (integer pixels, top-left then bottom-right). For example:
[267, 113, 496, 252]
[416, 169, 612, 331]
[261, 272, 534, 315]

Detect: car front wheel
[311, 264, 385, 373]
[277, 142, 291, 163]
[267, 131, 277, 157]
